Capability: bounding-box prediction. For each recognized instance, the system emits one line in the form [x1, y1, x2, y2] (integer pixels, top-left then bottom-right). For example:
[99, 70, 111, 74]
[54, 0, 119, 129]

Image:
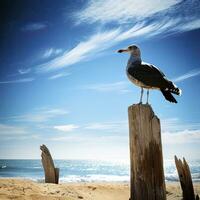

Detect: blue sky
[0, 0, 200, 161]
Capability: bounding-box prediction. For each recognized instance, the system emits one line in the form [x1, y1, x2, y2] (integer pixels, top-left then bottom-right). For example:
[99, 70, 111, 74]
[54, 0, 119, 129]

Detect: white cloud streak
[161, 118, 200, 132]
[163, 129, 200, 144]
[48, 72, 70, 80]
[0, 78, 34, 84]
[75, 0, 180, 24]
[36, 29, 121, 73]
[33, 0, 200, 74]
[43, 48, 63, 59]
[84, 121, 128, 132]
[0, 124, 27, 136]
[173, 68, 200, 83]
[177, 19, 200, 32]
[53, 124, 79, 132]
[82, 81, 130, 93]
[36, 21, 169, 73]
[83, 118, 200, 135]
[50, 134, 93, 142]
[8, 108, 68, 123]
[0, 124, 38, 140]
[21, 22, 48, 31]
[49, 119, 200, 144]
[18, 68, 31, 75]
[35, 21, 200, 74]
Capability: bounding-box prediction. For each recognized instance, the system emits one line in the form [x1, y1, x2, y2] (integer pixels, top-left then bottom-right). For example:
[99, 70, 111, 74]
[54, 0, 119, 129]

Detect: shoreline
[0, 178, 199, 200]
[0, 176, 200, 183]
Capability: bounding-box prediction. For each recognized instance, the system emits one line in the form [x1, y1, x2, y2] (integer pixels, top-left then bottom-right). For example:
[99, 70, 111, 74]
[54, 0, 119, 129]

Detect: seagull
[117, 45, 181, 103]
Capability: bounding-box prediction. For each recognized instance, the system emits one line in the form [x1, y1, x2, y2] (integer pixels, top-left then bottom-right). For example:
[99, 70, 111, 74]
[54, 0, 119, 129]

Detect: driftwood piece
[128, 104, 166, 200]
[175, 156, 199, 200]
[40, 144, 59, 184]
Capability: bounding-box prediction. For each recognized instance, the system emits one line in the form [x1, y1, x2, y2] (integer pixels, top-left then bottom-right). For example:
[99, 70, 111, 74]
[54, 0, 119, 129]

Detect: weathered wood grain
[40, 144, 59, 184]
[175, 156, 199, 200]
[128, 104, 166, 200]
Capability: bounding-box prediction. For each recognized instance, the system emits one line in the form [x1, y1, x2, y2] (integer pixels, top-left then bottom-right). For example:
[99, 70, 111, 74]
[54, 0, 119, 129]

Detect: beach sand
[0, 179, 199, 200]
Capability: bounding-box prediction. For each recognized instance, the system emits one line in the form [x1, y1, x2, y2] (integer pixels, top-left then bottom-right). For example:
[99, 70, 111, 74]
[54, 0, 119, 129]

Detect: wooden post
[40, 144, 59, 184]
[128, 104, 166, 200]
[175, 156, 199, 200]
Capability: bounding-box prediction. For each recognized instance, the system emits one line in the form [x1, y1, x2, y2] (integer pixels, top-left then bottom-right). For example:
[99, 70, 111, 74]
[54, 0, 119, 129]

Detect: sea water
[0, 159, 199, 183]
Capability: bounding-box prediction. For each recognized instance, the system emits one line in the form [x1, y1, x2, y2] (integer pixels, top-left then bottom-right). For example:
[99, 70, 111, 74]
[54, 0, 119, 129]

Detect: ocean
[0, 159, 199, 183]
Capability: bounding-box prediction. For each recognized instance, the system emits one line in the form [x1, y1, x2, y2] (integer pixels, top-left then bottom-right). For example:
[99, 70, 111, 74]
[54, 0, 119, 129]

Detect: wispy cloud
[53, 124, 79, 132]
[83, 118, 200, 135]
[0, 78, 34, 84]
[0, 124, 38, 140]
[84, 121, 128, 132]
[36, 29, 121, 72]
[8, 108, 68, 123]
[35, 23, 154, 73]
[18, 68, 31, 75]
[43, 48, 63, 59]
[21, 22, 48, 32]
[29, 0, 200, 74]
[75, 0, 180, 24]
[50, 135, 86, 142]
[114, 22, 155, 41]
[163, 129, 200, 144]
[74, 0, 200, 34]
[48, 72, 70, 80]
[35, 22, 169, 73]
[0, 124, 27, 136]
[82, 81, 130, 93]
[176, 18, 200, 32]
[161, 118, 200, 133]
[49, 119, 200, 144]
[50, 133, 127, 143]
[84, 118, 200, 144]
[173, 68, 200, 83]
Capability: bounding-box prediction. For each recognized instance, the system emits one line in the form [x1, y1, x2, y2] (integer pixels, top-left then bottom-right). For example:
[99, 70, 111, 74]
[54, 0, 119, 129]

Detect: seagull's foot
[138, 101, 142, 105]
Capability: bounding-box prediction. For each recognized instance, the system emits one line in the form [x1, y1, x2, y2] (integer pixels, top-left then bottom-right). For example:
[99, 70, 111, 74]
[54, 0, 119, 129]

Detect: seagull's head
[117, 45, 141, 57]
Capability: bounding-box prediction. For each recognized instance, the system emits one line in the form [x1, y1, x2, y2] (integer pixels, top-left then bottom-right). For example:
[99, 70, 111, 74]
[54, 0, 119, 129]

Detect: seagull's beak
[117, 48, 129, 53]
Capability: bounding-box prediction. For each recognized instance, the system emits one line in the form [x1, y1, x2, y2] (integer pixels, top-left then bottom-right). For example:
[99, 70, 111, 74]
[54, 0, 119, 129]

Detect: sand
[0, 179, 199, 200]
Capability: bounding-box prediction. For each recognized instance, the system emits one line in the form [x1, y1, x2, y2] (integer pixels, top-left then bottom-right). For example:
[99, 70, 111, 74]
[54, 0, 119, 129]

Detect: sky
[0, 0, 200, 161]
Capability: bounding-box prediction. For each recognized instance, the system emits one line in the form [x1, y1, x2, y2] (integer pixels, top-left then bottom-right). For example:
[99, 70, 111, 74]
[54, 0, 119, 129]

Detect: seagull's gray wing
[128, 64, 170, 89]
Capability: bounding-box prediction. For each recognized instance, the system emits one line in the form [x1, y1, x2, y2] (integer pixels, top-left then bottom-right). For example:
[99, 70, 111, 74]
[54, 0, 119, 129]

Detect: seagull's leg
[146, 89, 149, 104]
[139, 88, 144, 104]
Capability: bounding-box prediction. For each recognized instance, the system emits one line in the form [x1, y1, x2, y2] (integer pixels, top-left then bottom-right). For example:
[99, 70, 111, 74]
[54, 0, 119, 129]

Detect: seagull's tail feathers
[168, 82, 182, 96]
[161, 89, 177, 103]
